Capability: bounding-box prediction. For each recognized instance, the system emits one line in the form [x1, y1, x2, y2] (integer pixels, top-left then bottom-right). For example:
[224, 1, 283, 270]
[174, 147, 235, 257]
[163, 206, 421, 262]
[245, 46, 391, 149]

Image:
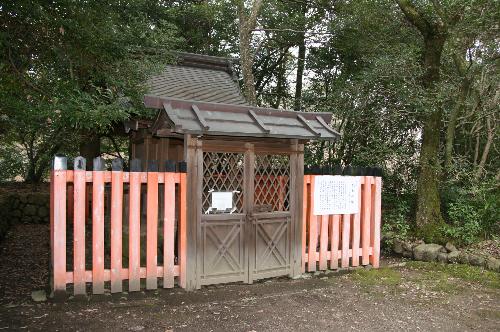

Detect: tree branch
[395, 0, 431, 35]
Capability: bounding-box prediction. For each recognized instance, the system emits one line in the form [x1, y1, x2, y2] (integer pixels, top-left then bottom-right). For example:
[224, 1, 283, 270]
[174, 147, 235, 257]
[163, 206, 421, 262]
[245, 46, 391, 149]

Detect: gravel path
[0, 223, 499, 331]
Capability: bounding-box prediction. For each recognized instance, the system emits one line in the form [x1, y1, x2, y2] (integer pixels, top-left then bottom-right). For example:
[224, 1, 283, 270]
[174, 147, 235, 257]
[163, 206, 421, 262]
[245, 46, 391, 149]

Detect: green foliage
[0, 0, 180, 182]
[382, 194, 412, 242]
[443, 201, 482, 245]
[441, 178, 500, 245]
[0, 143, 26, 181]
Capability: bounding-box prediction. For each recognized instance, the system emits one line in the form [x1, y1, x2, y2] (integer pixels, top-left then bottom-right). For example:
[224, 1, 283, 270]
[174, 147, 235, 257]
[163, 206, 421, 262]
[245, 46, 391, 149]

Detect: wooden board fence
[302, 175, 381, 272]
[50, 156, 187, 296]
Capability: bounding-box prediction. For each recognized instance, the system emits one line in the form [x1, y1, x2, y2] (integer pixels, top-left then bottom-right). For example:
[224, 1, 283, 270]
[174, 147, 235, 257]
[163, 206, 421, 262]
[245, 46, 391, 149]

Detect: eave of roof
[144, 95, 340, 141]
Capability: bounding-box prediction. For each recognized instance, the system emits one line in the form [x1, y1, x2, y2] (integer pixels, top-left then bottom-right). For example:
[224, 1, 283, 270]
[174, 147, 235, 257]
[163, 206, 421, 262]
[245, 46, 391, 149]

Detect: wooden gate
[250, 154, 292, 282]
[199, 152, 246, 286]
[197, 144, 297, 286]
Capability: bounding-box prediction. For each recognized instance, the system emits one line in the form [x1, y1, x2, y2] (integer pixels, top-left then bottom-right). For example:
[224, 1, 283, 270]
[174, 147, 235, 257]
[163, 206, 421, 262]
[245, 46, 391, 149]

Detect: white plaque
[211, 191, 233, 211]
[313, 176, 360, 215]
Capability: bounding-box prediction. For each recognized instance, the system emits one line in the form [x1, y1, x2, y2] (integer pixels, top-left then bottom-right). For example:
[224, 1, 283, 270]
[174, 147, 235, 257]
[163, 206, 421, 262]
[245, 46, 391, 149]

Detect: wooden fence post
[178, 161, 187, 289]
[307, 175, 317, 272]
[362, 176, 372, 265]
[301, 175, 309, 273]
[111, 158, 124, 293]
[330, 214, 340, 269]
[51, 155, 67, 297]
[73, 157, 86, 296]
[163, 160, 176, 288]
[92, 157, 105, 294]
[341, 214, 351, 268]
[146, 161, 159, 290]
[351, 181, 362, 267]
[128, 159, 141, 292]
[370, 177, 382, 268]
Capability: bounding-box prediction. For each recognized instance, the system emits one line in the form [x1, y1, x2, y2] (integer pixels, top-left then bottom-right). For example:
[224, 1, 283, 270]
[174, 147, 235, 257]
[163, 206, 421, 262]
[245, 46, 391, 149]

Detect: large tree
[0, 1, 179, 181]
[395, 0, 451, 230]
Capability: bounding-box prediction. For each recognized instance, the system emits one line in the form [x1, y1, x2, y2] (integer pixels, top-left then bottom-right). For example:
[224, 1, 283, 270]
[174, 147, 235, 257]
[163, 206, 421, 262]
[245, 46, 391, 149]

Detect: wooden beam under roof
[248, 110, 271, 134]
[297, 114, 321, 136]
[315, 115, 341, 137]
[191, 105, 210, 131]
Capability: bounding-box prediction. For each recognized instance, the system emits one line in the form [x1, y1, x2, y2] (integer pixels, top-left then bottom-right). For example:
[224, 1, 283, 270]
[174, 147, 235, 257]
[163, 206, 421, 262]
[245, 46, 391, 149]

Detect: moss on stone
[416, 222, 448, 244]
[406, 261, 500, 289]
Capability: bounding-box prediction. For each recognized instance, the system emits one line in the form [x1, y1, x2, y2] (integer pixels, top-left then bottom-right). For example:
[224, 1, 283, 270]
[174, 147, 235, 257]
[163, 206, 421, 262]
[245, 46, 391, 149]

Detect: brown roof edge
[143, 95, 334, 123]
[172, 52, 239, 74]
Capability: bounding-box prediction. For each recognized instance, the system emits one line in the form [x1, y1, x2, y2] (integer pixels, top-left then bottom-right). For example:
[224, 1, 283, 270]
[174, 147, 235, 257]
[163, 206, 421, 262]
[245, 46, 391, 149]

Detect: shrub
[441, 177, 500, 246]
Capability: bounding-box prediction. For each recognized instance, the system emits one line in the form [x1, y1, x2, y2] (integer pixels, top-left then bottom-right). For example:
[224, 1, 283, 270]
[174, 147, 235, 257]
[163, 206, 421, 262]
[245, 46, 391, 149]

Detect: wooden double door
[196, 142, 301, 286]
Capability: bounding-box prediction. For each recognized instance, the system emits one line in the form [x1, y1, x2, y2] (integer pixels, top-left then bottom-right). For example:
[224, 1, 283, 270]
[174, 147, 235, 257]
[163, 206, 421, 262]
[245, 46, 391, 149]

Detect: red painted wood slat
[146, 171, 159, 290]
[307, 176, 317, 272]
[110, 170, 123, 293]
[92, 170, 105, 294]
[163, 172, 175, 288]
[341, 214, 351, 268]
[371, 178, 382, 268]
[351, 182, 362, 267]
[128, 172, 141, 292]
[361, 177, 372, 265]
[319, 214, 329, 270]
[329, 215, 340, 269]
[73, 169, 86, 295]
[179, 172, 187, 289]
[51, 170, 67, 294]
[301, 176, 309, 273]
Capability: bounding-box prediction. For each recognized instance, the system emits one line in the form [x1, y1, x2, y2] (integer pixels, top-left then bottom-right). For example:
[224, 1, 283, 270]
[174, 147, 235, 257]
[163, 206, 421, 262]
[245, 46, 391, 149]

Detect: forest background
[0, 0, 498, 245]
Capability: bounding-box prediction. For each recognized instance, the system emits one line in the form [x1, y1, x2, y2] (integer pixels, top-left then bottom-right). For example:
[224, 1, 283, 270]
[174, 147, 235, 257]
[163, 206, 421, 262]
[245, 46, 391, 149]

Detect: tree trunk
[445, 77, 470, 170]
[475, 115, 495, 179]
[294, 42, 306, 111]
[416, 110, 444, 227]
[396, 0, 448, 233]
[79, 132, 101, 170]
[445, 52, 472, 170]
[294, 3, 307, 112]
[415, 35, 446, 229]
[237, 0, 263, 106]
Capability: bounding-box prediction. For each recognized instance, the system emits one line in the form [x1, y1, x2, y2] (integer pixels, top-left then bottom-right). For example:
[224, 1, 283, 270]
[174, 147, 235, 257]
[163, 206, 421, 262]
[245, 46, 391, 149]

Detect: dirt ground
[0, 224, 499, 331]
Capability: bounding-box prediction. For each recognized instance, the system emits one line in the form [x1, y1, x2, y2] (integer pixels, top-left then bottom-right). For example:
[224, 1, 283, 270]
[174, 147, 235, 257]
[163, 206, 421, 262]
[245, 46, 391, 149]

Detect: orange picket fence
[50, 156, 187, 296]
[302, 175, 381, 272]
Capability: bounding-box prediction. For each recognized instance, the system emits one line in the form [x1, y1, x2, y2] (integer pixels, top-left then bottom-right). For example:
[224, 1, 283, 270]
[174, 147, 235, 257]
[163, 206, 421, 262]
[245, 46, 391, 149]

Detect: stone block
[24, 204, 37, 216]
[445, 242, 458, 253]
[437, 252, 448, 263]
[413, 243, 445, 262]
[447, 250, 460, 263]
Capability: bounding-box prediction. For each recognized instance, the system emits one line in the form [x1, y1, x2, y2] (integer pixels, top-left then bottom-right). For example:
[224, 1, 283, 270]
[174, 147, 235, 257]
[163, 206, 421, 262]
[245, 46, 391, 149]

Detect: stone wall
[0, 190, 50, 241]
[392, 239, 500, 272]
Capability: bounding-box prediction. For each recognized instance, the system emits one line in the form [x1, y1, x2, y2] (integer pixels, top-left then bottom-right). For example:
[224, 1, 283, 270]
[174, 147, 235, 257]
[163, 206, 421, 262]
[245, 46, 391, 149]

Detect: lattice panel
[202, 152, 244, 214]
[254, 154, 290, 212]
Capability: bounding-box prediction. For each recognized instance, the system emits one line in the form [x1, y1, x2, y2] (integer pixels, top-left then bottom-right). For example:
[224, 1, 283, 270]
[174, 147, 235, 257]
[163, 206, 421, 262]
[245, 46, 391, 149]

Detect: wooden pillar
[290, 140, 304, 278]
[244, 143, 255, 284]
[184, 134, 199, 291]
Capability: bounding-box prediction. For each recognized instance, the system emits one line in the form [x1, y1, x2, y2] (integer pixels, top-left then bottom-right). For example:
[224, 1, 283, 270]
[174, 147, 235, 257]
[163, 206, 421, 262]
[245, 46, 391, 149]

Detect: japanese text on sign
[313, 176, 360, 215]
[211, 191, 233, 211]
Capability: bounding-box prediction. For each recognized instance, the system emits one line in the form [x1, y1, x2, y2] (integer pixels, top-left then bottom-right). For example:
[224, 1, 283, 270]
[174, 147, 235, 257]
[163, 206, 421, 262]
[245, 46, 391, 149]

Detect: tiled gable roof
[147, 53, 247, 105]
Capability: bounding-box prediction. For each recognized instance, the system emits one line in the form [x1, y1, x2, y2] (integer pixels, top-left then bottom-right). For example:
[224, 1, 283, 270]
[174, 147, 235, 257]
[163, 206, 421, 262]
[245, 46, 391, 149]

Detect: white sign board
[313, 176, 360, 215]
[211, 191, 233, 211]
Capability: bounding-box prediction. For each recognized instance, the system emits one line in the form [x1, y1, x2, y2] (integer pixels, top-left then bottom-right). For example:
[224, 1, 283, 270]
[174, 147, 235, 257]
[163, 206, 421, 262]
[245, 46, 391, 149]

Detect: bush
[443, 200, 482, 245]
[0, 143, 26, 181]
[382, 193, 413, 249]
[441, 177, 500, 246]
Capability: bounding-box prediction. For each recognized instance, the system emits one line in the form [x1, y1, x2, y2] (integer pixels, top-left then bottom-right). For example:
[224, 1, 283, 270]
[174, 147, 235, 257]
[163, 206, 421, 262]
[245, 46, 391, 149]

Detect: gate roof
[142, 53, 340, 141]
